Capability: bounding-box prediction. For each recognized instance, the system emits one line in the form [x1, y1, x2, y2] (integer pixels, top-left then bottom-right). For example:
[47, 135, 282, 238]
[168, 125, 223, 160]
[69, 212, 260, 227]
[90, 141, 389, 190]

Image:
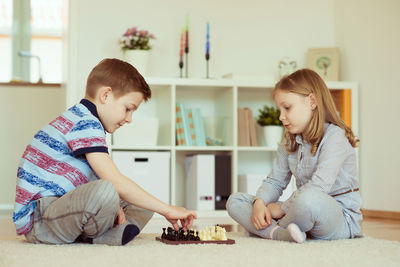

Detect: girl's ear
[98, 86, 113, 104]
[309, 93, 317, 110]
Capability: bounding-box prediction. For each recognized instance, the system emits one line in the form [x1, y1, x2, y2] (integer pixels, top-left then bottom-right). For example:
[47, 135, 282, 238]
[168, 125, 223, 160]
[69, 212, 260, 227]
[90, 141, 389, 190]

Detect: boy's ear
[98, 86, 113, 104]
[309, 93, 317, 110]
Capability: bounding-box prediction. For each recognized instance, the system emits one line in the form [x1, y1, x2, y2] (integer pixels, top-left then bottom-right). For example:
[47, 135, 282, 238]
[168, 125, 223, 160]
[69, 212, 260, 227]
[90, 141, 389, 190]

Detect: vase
[124, 50, 150, 76]
[263, 125, 284, 149]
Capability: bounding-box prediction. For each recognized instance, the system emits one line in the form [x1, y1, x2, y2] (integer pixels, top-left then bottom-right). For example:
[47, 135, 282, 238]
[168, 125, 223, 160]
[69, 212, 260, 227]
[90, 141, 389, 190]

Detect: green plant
[257, 105, 282, 126]
[120, 27, 155, 51]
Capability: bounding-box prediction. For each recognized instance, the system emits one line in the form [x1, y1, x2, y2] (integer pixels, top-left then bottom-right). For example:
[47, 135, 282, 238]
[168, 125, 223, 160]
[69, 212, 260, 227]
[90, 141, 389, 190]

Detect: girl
[226, 69, 362, 243]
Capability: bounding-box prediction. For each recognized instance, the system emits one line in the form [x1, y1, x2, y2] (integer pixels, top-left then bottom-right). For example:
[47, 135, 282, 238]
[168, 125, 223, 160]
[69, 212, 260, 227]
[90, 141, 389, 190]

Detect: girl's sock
[270, 223, 306, 243]
[92, 222, 140, 246]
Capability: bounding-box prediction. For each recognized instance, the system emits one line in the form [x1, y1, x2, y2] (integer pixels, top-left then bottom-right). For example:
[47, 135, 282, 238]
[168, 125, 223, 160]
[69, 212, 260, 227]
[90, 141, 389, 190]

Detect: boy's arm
[86, 152, 196, 229]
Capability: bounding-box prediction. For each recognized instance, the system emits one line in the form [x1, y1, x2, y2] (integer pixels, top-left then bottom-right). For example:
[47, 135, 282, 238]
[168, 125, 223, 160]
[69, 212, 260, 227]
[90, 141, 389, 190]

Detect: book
[180, 104, 192, 146]
[246, 108, 258, 146]
[176, 103, 192, 146]
[192, 108, 207, 146]
[175, 104, 186, 145]
[187, 109, 197, 146]
[238, 108, 250, 146]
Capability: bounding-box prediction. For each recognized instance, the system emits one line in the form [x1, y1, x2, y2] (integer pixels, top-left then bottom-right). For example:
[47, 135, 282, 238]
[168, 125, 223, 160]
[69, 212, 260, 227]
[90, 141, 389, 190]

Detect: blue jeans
[226, 187, 351, 240]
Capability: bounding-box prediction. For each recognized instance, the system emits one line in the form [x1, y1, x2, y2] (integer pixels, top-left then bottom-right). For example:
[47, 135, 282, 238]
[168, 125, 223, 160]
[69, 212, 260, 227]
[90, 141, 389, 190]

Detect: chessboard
[155, 226, 235, 245]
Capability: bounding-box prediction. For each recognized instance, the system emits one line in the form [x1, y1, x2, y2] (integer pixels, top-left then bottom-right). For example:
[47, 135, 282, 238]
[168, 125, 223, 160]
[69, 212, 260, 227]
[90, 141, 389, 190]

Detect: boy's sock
[92, 222, 140, 246]
[270, 223, 306, 243]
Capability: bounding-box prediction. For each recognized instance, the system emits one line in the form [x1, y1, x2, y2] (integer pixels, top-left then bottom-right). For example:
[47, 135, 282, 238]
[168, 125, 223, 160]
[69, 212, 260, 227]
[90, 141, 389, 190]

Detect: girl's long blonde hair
[273, 69, 359, 155]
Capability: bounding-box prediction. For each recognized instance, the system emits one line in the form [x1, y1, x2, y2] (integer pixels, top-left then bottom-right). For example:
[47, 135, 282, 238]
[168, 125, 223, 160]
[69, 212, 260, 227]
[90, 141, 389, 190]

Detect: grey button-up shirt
[256, 123, 362, 237]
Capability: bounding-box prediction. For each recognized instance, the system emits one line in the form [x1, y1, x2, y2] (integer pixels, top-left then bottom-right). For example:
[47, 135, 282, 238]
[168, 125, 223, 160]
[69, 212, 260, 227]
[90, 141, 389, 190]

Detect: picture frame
[306, 48, 340, 81]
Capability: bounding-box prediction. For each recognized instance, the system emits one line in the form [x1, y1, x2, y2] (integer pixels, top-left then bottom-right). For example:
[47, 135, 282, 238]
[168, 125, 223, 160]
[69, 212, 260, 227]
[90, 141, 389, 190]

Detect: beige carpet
[1, 233, 400, 267]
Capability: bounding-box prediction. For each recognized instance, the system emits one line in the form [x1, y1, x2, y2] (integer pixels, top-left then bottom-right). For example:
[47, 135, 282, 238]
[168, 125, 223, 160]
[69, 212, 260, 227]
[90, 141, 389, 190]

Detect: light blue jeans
[226, 187, 351, 240]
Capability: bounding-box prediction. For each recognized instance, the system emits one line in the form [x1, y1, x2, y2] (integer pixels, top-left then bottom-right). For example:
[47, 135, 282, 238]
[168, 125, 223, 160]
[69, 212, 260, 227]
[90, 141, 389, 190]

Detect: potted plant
[257, 105, 283, 149]
[119, 27, 156, 76]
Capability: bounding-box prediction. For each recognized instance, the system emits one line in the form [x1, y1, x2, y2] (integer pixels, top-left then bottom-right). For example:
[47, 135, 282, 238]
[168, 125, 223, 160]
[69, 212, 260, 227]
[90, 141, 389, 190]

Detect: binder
[215, 155, 231, 210]
[185, 155, 215, 210]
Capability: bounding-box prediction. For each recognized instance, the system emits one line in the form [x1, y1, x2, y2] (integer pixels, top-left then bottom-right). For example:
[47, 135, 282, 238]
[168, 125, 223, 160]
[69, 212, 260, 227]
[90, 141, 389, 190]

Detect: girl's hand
[163, 206, 197, 231]
[251, 199, 272, 230]
[267, 203, 285, 219]
[114, 206, 127, 226]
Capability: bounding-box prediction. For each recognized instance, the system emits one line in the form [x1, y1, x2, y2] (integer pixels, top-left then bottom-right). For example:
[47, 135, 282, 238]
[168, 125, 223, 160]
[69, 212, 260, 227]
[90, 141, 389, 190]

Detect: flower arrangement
[256, 105, 283, 126]
[120, 27, 155, 51]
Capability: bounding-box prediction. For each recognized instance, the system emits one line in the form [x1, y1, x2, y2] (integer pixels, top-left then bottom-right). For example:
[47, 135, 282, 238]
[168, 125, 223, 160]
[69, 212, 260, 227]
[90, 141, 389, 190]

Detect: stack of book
[237, 108, 258, 146]
[176, 103, 207, 146]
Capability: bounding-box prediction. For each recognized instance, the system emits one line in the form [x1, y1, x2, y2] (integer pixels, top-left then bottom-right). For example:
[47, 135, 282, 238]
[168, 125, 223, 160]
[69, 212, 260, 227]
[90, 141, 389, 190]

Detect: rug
[1, 233, 399, 267]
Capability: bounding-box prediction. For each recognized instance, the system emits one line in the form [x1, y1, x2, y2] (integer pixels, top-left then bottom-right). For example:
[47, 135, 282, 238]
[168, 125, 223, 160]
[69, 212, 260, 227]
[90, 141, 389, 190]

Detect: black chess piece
[188, 229, 194, 240]
[174, 229, 179, 241]
[178, 228, 185, 241]
[161, 228, 167, 239]
[167, 227, 174, 241]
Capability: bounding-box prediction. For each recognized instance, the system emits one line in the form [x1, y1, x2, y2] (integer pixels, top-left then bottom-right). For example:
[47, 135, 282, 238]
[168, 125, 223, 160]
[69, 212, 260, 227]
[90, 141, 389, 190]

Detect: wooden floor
[1, 215, 399, 242]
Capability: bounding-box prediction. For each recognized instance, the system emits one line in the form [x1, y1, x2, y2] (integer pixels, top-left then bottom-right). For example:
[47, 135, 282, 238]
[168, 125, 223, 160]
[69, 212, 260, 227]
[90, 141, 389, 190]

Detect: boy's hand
[163, 206, 197, 231]
[114, 206, 127, 226]
[251, 199, 272, 230]
[267, 203, 285, 219]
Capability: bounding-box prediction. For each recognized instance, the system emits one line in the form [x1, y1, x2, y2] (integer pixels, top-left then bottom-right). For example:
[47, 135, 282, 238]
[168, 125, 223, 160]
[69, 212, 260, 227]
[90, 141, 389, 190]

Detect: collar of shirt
[295, 123, 331, 146]
[295, 135, 303, 145]
[80, 99, 100, 120]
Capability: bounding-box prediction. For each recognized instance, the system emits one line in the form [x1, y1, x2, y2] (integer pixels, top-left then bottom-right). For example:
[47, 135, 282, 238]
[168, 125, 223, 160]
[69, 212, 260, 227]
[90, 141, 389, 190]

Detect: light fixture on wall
[18, 50, 43, 83]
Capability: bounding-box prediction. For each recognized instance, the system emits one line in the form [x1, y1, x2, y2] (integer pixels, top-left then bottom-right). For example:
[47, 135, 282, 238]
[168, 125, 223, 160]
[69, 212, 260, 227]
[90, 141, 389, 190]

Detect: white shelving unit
[108, 78, 359, 217]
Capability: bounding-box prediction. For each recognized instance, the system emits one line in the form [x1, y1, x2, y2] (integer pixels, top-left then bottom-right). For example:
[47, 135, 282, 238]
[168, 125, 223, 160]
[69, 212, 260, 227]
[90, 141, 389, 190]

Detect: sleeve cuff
[73, 146, 108, 157]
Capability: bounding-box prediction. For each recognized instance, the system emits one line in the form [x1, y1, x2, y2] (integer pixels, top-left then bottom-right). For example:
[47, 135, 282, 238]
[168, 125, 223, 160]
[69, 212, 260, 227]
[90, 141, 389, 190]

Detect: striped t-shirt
[13, 99, 108, 235]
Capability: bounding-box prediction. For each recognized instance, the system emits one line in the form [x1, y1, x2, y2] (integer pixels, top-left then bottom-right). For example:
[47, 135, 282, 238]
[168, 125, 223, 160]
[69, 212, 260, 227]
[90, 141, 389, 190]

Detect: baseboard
[361, 209, 400, 221]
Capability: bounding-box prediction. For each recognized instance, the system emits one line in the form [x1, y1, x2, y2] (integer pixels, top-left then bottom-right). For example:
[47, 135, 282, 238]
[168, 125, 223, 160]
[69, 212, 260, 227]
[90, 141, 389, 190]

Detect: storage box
[112, 151, 170, 204]
[238, 174, 295, 201]
[112, 117, 159, 147]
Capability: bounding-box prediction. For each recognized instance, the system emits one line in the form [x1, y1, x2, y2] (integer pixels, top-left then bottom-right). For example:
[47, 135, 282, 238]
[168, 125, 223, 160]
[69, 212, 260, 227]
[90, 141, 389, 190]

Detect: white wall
[334, 0, 400, 211]
[66, 0, 335, 105]
[0, 85, 65, 207]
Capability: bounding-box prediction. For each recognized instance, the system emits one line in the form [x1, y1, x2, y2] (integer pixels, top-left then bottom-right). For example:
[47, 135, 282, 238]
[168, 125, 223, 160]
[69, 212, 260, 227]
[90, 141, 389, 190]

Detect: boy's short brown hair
[86, 58, 151, 101]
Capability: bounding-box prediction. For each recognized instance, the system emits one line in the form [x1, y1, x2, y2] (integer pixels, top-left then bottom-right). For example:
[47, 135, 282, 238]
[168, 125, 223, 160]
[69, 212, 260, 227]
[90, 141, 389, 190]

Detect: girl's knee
[226, 192, 246, 210]
[292, 187, 323, 209]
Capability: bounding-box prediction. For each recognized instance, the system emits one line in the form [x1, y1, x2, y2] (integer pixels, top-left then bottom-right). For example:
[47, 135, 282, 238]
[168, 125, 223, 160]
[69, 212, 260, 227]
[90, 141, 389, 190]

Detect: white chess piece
[221, 228, 226, 240]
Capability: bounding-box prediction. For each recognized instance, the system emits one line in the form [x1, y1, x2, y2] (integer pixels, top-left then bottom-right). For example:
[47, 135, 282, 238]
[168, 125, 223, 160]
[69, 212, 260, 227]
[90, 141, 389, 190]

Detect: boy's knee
[87, 180, 119, 213]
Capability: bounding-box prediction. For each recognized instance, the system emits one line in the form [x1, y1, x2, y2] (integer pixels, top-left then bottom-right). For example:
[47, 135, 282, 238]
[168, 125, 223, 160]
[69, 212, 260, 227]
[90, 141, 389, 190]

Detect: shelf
[109, 78, 358, 207]
[236, 146, 277, 152]
[175, 146, 234, 151]
[111, 145, 172, 151]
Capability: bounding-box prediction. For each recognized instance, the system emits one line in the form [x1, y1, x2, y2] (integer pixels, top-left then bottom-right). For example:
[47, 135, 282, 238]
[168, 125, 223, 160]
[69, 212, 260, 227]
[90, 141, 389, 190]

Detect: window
[0, 0, 12, 82]
[0, 0, 63, 83]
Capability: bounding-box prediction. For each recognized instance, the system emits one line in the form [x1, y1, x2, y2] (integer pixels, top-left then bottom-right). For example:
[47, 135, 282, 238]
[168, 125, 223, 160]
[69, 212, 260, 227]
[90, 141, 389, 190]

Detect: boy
[13, 58, 196, 245]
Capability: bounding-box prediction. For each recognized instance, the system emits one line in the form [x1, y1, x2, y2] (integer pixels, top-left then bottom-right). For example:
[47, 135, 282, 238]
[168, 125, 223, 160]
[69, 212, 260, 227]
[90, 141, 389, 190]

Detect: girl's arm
[254, 144, 292, 205]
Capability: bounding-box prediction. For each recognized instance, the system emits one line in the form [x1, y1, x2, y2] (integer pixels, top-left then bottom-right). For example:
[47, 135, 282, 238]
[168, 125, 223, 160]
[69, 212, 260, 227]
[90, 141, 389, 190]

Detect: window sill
[0, 82, 62, 87]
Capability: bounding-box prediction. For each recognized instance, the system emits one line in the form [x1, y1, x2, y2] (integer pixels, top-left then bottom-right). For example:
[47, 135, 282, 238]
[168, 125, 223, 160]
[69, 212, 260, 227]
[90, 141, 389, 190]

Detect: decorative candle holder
[179, 61, 184, 78]
[205, 22, 210, 79]
[205, 53, 210, 79]
[185, 47, 189, 78]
